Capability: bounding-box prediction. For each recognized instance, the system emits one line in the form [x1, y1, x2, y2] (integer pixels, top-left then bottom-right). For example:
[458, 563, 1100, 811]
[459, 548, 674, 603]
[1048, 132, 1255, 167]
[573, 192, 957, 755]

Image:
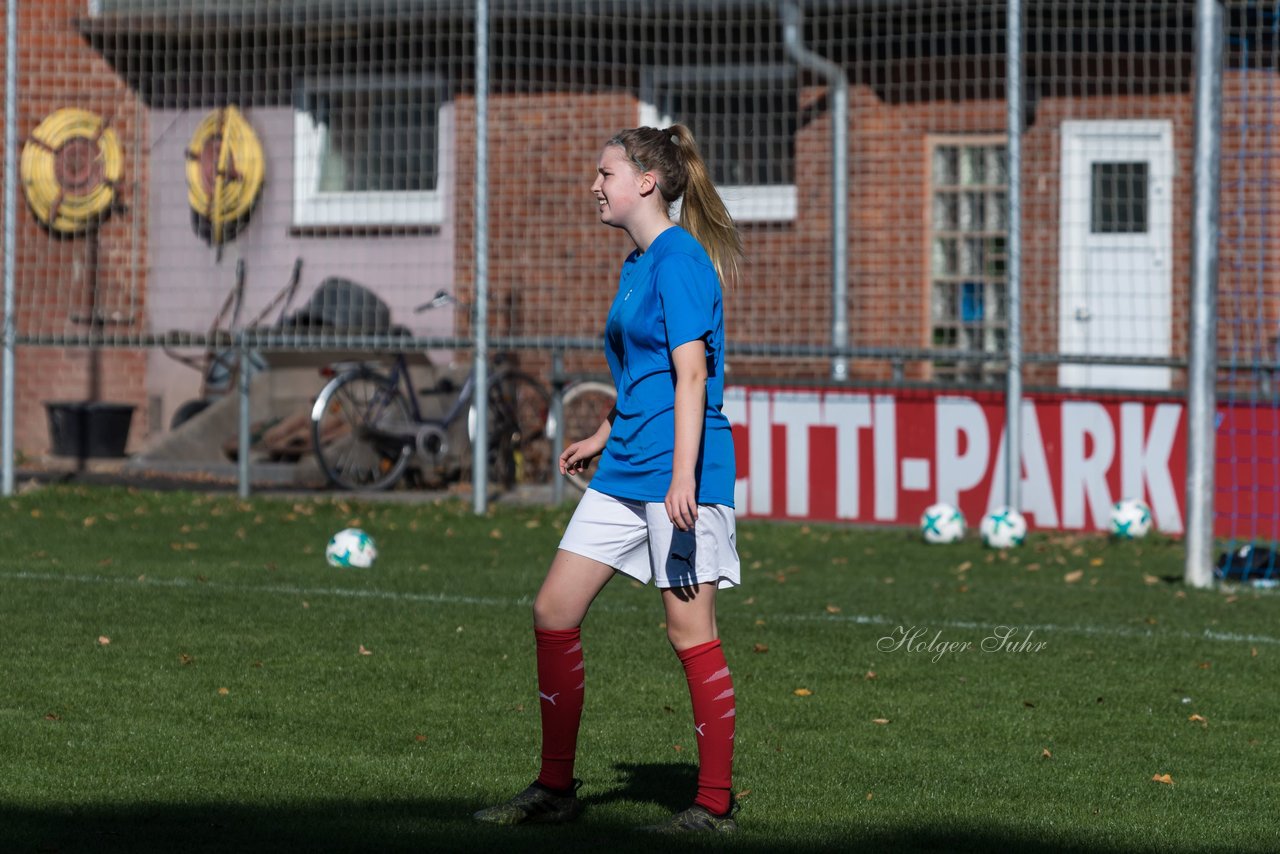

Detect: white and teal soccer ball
[1109, 498, 1153, 539]
[920, 503, 966, 544]
[980, 507, 1027, 549]
[326, 528, 378, 568]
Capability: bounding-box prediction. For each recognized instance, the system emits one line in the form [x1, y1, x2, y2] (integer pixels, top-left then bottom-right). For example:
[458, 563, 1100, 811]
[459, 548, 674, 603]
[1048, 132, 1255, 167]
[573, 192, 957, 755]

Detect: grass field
[1, 484, 1276, 853]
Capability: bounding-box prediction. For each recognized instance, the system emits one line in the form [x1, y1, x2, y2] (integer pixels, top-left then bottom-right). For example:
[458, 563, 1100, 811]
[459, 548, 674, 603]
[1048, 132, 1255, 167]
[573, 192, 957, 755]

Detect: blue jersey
[589, 226, 736, 507]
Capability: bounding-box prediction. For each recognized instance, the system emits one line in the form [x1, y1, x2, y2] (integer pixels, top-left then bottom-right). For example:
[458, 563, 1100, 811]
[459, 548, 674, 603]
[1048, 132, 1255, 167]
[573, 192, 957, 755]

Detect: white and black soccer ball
[326, 528, 378, 568]
[980, 506, 1027, 549]
[920, 502, 966, 544]
[1109, 498, 1153, 539]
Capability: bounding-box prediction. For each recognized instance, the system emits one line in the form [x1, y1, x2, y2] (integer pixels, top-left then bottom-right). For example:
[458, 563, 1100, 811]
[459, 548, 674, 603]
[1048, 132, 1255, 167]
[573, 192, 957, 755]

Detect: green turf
[0, 485, 1276, 853]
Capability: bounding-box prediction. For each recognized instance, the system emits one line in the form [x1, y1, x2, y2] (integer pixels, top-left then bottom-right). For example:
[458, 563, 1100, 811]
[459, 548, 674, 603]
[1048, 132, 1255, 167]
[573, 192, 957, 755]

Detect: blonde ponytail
[607, 124, 745, 287]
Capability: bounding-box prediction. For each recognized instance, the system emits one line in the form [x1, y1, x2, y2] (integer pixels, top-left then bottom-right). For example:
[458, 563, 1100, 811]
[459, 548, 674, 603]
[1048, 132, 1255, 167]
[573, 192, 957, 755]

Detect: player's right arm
[560, 409, 614, 477]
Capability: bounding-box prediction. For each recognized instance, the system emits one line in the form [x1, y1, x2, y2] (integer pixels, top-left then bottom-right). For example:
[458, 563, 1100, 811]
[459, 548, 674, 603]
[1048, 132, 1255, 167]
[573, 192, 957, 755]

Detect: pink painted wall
[144, 104, 458, 428]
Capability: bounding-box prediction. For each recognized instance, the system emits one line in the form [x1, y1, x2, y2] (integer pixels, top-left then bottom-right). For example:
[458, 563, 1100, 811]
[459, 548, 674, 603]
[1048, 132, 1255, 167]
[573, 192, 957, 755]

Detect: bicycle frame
[333, 353, 479, 445]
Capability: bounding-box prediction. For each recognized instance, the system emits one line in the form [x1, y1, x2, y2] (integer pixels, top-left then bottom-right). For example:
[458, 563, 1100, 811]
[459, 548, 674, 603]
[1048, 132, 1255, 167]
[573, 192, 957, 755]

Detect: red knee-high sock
[678, 638, 735, 815]
[534, 627, 585, 792]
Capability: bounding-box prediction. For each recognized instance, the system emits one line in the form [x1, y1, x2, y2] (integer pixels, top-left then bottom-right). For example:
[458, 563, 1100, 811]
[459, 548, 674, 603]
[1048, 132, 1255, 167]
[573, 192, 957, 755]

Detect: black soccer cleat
[472, 779, 584, 825]
[639, 799, 740, 834]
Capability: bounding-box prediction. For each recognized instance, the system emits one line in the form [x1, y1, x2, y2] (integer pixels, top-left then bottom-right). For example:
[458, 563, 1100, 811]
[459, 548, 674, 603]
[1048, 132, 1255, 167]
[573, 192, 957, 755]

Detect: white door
[1058, 120, 1173, 390]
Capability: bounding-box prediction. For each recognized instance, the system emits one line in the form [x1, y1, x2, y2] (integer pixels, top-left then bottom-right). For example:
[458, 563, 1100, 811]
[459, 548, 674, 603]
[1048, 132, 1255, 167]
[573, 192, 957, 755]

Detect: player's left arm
[667, 339, 707, 531]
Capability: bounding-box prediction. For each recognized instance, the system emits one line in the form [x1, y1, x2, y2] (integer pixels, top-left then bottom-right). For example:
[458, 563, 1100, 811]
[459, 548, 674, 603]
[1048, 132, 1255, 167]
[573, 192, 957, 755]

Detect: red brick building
[2, 1, 1274, 458]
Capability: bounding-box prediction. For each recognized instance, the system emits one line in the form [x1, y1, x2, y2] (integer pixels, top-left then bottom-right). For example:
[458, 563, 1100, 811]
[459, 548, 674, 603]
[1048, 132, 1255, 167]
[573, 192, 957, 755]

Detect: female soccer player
[473, 125, 744, 834]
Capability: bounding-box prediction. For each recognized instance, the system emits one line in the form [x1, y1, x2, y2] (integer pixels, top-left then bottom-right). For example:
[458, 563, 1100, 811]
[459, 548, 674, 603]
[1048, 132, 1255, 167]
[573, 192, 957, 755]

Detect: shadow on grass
[0, 764, 1253, 854]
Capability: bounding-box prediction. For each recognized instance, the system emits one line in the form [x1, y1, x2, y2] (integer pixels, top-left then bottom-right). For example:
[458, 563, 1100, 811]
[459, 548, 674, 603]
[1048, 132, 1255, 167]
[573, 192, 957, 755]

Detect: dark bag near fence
[1214, 544, 1279, 582]
[279, 276, 396, 334]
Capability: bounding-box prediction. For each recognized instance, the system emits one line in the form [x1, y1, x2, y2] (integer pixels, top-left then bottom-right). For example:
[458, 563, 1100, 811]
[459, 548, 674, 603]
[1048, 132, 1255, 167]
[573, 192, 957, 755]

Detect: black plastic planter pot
[45, 402, 136, 459]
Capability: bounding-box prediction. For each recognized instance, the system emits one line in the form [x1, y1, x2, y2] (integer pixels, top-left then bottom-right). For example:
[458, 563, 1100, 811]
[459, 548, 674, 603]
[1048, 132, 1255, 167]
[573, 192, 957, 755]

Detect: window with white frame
[927, 138, 1009, 383]
[640, 66, 798, 223]
[294, 75, 446, 227]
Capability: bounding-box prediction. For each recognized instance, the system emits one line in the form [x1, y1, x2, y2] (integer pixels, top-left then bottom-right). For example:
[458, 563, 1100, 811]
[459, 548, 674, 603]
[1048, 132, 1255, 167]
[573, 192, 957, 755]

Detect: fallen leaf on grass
[359, 645, 373, 656]
[1151, 773, 1174, 785]
[44, 713, 61, 722]
[753, 643, 769, 654]
[1252, 647, 1258, 658]
[1089, 557, 1104, 567]
[866, 792, 873, 801]
[414, 734, 428, 743]
[97, 636, 111, 646]
[673, 744, 683, 753]
[825, 604, 842, 614]
[178, 653, 194, 666]
[865, 671, 877, 680]
[1064, 570, 1084, 584]
[489, 529, 503, 539]
[1198, 661, 1211, 670]
[793, 688, 813, 697]
[1041, 749, 1053, 759]
[217, 687, 230, 696]
[736, 789, 752, 799]
[1189, 714, 1208, 726]
[872, 718, 891, 725]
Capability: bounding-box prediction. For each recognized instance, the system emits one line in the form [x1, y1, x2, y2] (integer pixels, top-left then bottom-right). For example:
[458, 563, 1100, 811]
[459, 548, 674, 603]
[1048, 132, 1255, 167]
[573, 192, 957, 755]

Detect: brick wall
[451, 81, 1207, 388]
[0, 0, 149, 458]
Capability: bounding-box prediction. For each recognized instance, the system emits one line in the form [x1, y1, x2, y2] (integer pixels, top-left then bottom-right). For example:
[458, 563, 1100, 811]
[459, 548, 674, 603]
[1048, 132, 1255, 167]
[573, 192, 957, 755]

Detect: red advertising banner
[722, 386, 1272, 538]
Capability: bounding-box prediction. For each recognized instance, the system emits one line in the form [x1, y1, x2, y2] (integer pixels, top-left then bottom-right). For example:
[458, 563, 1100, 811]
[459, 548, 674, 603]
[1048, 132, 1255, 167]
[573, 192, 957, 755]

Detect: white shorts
[558, 488, 741, 589]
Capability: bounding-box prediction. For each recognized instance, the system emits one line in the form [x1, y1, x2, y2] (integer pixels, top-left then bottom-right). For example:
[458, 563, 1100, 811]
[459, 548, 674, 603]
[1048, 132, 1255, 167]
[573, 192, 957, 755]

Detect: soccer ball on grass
[1109, 498, 1153, 539]
[920, 503, 966, 544]
[980, 507, 1027, 549]
[326, 528, 378, 568]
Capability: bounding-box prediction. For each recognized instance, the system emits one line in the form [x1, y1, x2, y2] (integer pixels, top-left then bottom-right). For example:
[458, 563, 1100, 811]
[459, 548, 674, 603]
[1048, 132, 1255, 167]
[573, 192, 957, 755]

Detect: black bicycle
[309, 294, 552, 491]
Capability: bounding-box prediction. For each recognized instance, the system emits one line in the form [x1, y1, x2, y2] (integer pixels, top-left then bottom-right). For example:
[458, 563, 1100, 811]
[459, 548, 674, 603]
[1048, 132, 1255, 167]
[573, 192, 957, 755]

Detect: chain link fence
[0, 1, 1268, 584]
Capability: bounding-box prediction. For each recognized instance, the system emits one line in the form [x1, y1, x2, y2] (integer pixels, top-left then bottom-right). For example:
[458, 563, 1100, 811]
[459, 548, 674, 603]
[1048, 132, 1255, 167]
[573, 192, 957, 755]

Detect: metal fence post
[1186, 0, 1224, 588]
[472, 0, 490, 515]
[550, 349, 565, 506]
[237, 336, 252, 500]
[1005, 0, 1024, 513]
[2, 0, 18, 498]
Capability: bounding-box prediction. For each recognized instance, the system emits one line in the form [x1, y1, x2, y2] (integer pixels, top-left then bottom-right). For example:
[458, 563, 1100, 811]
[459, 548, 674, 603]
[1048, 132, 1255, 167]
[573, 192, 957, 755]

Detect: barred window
[1091, 161, 1149, 234]
[641, 66, 798, 222]
[294, 75, 446, 227]
[928, 139, 1009, 383]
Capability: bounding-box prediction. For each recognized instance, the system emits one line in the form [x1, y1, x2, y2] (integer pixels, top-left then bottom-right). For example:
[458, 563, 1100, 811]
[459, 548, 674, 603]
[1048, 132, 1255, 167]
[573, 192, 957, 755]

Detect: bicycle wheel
[557, 380, 616, 492]
[485, 371, 553, 489]
[311, 369, 414, 490]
